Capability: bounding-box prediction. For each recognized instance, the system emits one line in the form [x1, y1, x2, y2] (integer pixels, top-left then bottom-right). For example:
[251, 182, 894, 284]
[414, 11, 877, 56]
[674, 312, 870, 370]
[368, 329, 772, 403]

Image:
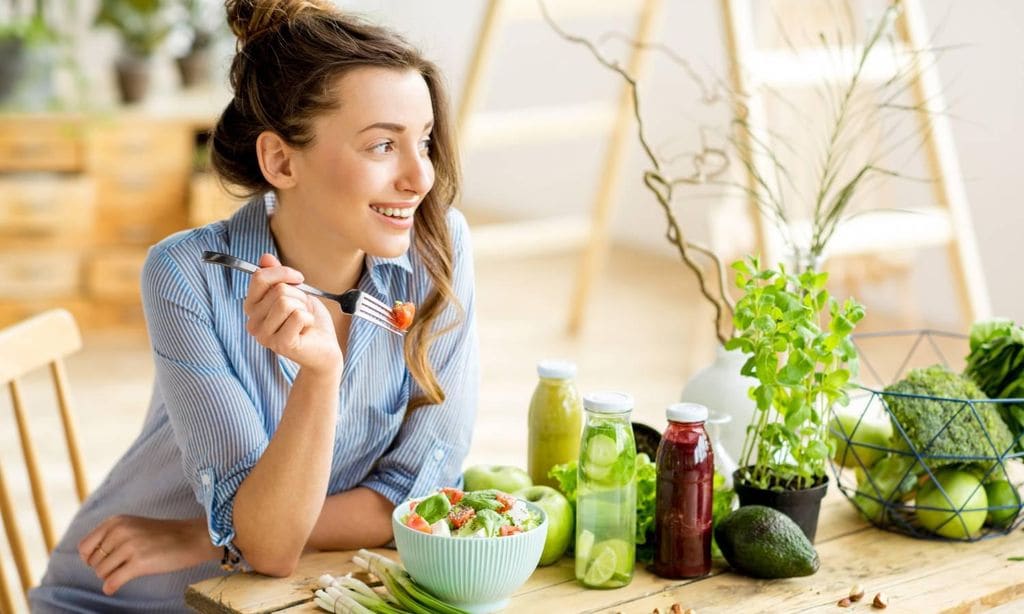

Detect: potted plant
[175, 0, 219, 88]
[725, 255, 865, 541]
[94, 0, 173, 104]
[0, 1, 58, 106]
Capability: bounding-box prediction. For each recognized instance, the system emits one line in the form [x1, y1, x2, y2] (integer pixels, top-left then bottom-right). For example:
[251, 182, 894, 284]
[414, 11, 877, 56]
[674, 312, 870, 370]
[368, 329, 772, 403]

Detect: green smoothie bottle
[528, 360, 583, 488]
[575, 391, 636, 589]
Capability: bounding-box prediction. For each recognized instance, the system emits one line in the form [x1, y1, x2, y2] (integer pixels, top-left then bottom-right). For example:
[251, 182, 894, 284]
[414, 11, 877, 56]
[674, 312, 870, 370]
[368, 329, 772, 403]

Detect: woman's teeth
[371, 205, 415, 219]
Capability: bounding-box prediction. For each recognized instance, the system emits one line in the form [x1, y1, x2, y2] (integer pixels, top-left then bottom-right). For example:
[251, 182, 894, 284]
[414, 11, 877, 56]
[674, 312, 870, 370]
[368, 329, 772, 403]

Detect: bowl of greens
[392, 488, 547, 613]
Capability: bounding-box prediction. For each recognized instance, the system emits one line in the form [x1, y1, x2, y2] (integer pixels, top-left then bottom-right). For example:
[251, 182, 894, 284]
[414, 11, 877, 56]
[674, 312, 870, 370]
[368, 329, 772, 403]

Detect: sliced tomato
[391, 301, 416, 331]
[440, 487, 464, 505]
[499, 525, 522, 537]
[404, 512, 431, 534]
[495, 493, 515, 514]
[448, 505, 476, 529]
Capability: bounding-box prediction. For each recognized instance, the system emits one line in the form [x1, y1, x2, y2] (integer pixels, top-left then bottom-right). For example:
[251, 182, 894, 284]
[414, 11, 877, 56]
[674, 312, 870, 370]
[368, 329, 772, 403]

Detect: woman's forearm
[232, 365, 342, 575]
[307, 487, 395, 551]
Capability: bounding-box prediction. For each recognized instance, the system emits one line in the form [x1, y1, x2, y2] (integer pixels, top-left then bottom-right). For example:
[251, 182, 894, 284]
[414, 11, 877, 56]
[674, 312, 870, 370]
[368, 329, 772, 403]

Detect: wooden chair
[0, 309, 89, 613]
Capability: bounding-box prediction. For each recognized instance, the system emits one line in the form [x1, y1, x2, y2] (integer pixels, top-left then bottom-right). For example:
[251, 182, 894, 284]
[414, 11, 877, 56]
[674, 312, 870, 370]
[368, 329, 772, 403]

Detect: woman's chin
[369, 235, 412, 260]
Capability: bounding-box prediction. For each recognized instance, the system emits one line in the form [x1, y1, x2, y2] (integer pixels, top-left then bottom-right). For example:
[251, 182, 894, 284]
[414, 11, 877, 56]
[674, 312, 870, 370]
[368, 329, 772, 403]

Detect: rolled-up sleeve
[360, 211, 479, 505]
[142, 244, 268, 557]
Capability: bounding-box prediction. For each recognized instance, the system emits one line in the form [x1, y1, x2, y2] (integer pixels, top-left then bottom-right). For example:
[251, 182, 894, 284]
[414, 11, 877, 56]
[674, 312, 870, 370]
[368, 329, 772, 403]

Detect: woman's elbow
[247, 549, 300, 577]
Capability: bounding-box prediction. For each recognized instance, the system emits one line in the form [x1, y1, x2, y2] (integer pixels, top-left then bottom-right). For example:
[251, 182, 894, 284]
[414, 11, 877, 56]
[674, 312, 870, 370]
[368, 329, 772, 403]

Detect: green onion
[355, 550, 470, 614]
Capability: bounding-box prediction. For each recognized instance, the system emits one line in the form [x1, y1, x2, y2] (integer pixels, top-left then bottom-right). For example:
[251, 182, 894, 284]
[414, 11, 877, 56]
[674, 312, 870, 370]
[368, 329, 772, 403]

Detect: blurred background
[0, 0, 1021, 610]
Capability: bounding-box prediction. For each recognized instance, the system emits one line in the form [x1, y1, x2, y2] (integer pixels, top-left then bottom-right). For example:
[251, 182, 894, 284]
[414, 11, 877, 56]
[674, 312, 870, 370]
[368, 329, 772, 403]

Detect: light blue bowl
[391, 499, 547, 614]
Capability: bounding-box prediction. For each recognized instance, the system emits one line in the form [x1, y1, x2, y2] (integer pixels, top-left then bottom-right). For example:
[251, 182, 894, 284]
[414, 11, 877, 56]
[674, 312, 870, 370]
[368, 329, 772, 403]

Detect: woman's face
[289, 66, 436, 259]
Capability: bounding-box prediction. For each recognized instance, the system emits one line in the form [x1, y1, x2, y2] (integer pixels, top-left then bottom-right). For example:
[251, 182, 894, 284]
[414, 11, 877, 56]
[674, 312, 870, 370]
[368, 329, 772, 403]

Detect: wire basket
[829, 330, 1024, 541]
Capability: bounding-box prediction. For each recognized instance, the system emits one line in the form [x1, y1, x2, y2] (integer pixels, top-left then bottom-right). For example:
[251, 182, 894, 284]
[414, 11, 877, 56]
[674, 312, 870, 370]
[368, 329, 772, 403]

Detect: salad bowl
[391, 491, 548, 613]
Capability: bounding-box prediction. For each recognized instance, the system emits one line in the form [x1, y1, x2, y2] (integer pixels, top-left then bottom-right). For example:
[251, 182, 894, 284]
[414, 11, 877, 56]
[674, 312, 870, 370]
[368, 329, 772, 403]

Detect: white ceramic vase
[680, 345, 758, 472]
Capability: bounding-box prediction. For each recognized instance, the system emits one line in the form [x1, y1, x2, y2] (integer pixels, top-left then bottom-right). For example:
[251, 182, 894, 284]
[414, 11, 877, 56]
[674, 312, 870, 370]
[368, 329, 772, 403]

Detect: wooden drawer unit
[0, 116, 84, 172]
[189, 173, 246, 227]
[0, 251, 81, 299]
[88, 119, 193, 245]
[86, 250, 147, 300]
[0, 175, 95, 238]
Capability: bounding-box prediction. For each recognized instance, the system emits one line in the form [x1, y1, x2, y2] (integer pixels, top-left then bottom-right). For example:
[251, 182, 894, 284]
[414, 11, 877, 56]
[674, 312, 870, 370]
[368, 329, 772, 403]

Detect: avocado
[714, 505, 820, 578]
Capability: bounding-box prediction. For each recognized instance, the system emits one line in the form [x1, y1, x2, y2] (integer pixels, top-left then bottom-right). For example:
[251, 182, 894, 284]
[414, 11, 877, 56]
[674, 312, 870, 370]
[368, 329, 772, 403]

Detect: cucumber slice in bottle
[586, 434, 620, 466]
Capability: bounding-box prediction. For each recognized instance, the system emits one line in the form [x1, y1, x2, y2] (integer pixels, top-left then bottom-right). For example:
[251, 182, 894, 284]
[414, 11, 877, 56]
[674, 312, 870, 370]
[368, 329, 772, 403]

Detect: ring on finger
[97, 545, 110, 558]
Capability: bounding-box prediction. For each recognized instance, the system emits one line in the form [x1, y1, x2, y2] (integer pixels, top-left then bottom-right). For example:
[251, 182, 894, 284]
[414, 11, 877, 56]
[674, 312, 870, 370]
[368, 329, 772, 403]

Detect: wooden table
[186, 489, 1024, 613]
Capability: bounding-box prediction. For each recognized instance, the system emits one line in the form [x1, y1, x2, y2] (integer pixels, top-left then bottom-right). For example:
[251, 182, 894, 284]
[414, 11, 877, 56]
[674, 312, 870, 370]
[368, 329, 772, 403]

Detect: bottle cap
[666, 402, 708, 423]
[537, 359, 577, 380]
[583, 391, 633, 414]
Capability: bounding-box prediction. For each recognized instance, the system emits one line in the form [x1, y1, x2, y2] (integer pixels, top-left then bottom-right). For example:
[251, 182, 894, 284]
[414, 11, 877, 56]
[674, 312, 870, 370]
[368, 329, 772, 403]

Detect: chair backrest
[0, 309, 88, 613]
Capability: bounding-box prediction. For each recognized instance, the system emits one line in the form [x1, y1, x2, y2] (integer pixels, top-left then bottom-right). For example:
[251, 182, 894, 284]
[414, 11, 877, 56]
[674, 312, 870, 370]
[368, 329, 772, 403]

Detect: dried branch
[539, 0, 735, 344]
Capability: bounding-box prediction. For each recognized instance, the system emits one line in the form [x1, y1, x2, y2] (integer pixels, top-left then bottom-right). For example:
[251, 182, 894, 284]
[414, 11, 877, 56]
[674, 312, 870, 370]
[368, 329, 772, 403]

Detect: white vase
[680, 345, 758, 470]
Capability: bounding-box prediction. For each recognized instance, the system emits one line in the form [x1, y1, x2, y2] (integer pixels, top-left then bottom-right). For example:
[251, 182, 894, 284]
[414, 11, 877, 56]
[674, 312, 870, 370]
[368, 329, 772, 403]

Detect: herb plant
[726, 255, 865, 491]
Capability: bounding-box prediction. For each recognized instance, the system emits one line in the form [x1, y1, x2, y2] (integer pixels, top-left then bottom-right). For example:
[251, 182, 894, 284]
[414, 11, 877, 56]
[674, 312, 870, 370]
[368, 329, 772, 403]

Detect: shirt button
[201, 475, 211, 486]
[432, 448, 444, 461]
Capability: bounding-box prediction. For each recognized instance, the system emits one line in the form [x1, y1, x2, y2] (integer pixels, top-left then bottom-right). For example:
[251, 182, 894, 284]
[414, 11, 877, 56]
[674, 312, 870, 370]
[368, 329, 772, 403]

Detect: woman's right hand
[243, 253, 343, 375]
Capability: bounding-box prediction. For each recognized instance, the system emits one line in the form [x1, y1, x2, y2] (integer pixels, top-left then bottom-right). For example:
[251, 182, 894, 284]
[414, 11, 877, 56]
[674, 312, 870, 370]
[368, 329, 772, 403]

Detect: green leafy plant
[94, 0, 173, 58]
[727, 255, 865, 490]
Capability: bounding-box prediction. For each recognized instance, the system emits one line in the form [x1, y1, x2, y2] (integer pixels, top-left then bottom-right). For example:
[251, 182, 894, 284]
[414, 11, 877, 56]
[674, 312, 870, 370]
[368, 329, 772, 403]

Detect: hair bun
[225, 0, 337, 46]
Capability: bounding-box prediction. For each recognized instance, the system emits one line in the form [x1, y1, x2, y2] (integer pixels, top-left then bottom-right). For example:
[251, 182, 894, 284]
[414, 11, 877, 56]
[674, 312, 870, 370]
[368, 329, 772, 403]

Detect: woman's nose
[398, 151, 434, 196]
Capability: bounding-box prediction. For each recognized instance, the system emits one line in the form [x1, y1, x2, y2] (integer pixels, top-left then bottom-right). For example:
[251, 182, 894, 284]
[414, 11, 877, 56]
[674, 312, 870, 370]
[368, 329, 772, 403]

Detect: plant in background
[0, 0, 59, 104]
[94, 0, 173, 59]
[727, 255, 865, 490]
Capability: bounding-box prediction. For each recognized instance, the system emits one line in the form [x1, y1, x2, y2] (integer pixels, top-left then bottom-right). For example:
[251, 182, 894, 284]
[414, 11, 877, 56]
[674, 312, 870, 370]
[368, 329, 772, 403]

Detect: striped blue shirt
[30, 194, 479, 613]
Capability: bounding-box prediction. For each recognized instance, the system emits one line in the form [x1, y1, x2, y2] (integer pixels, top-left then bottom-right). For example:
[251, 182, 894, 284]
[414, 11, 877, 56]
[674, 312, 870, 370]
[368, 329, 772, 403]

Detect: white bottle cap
[583, 391, 634, 414]
[537, 359, 577, 380]
[666, 402, 708, 423]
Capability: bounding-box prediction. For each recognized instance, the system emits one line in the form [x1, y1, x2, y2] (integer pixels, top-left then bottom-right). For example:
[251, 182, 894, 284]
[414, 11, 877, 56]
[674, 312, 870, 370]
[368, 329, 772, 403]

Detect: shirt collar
[223, 192, 413, 299]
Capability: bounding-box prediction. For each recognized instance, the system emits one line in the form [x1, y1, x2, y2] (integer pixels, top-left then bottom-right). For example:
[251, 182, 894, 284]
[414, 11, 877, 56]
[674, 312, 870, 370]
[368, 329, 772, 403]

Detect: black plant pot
[0, 38, 27, 103]
[115, 56, 151, 105]
[733, 469, 829, 543]
[176, 48, 211, 88]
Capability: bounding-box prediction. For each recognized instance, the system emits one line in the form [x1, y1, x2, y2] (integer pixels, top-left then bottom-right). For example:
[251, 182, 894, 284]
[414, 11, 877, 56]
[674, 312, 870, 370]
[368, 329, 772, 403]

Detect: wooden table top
[186, 489, 1024, 613]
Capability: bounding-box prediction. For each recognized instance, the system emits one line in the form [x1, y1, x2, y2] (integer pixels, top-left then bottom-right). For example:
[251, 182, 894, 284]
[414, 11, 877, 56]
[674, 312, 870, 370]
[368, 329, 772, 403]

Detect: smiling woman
[28, 1, 478, 612]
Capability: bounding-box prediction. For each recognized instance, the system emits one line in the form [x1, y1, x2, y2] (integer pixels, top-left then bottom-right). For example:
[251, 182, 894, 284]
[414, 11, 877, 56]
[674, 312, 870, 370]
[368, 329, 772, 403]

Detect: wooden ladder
[457, 0, 663, 334]
[719, 0, 990, 325]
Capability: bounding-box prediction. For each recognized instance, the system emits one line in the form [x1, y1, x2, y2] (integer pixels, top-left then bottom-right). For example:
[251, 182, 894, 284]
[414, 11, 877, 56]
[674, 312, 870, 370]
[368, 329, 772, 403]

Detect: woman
[30, 1, 477, 611]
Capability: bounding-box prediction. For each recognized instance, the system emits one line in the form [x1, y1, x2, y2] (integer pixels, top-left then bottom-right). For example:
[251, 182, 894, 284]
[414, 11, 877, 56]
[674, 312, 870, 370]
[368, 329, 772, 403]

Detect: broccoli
[883, 365, 1014, 466]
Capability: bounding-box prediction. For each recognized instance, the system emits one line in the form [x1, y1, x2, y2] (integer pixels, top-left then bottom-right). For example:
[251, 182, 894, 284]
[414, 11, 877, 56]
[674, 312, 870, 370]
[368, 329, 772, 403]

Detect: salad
[400, 488, 542, 538]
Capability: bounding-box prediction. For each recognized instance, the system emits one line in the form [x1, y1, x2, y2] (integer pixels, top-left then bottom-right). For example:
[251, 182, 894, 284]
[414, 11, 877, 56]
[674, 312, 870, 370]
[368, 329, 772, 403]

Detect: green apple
[852, 455, 917, 523]
[916, 469, 987, 539]
[516, 485, 573, 565]
[985, 480, 1021, 528]
[462, 464, 533, 494]
[829, 408, 892, 470]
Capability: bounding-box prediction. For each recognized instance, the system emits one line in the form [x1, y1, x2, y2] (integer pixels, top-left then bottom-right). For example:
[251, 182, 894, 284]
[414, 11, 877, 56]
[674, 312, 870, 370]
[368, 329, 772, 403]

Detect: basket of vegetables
[828, 323, 1024, 541]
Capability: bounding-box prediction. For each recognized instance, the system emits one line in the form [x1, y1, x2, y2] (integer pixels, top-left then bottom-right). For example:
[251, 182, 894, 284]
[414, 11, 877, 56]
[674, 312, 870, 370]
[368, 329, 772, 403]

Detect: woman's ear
[256, 131, 298, 189]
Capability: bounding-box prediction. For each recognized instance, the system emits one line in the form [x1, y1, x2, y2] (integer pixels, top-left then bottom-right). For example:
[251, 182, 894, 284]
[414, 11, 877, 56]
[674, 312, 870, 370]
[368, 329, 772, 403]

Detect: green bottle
[575, 391, 636, 589]
[528, 360, 582, 488]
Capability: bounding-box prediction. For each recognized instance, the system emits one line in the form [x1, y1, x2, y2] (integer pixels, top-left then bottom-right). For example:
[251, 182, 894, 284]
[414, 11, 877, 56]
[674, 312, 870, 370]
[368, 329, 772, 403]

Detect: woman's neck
[268, 194, 365, 294]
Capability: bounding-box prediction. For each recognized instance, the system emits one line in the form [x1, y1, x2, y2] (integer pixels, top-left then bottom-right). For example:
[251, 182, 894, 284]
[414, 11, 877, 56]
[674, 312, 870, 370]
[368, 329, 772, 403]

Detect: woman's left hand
[78, 515, 219, 595]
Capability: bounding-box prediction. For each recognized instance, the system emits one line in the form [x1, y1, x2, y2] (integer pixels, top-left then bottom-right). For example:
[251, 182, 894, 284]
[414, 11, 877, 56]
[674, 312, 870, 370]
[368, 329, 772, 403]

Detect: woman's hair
[213, 0, 462, 411]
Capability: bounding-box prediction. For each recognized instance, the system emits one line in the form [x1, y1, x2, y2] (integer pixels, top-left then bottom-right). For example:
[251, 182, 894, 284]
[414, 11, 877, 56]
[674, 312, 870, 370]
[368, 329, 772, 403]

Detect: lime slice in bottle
[586, 434, 619, 466]
[576, 529, 596, 562]
[593, 539, 633, 577]
[583, 546, 617, 586]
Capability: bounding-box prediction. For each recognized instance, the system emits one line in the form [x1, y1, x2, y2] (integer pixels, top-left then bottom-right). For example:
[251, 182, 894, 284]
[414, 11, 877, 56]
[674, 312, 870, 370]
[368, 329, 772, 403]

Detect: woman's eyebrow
[359, 120, 434, 134]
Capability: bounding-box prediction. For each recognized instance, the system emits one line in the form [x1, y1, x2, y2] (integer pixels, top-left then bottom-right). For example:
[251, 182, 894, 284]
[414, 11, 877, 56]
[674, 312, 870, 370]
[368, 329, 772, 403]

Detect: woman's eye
[370, 141, 394, 154]
[419, 136, 432, 154]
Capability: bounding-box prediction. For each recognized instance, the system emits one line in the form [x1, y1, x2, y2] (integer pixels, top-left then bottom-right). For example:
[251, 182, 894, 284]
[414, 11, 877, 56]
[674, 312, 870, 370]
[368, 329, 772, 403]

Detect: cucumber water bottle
[575, 391, 637, 589]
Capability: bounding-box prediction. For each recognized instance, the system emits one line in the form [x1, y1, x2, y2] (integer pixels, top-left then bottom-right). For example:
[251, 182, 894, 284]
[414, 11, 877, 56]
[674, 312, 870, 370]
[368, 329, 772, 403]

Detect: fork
[201, 251, 405, 336]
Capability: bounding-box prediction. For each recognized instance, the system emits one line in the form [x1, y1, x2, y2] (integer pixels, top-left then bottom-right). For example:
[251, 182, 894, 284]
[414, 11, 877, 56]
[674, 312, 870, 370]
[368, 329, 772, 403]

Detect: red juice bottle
[653, 402, 713, 578]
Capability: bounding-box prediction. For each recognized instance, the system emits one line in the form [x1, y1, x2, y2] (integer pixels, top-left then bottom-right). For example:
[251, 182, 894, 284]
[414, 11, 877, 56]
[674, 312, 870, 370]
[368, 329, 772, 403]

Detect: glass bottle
[575, 391, 637, 589]
[528, 360, 583, 488]
[653, 402, 714, 578]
